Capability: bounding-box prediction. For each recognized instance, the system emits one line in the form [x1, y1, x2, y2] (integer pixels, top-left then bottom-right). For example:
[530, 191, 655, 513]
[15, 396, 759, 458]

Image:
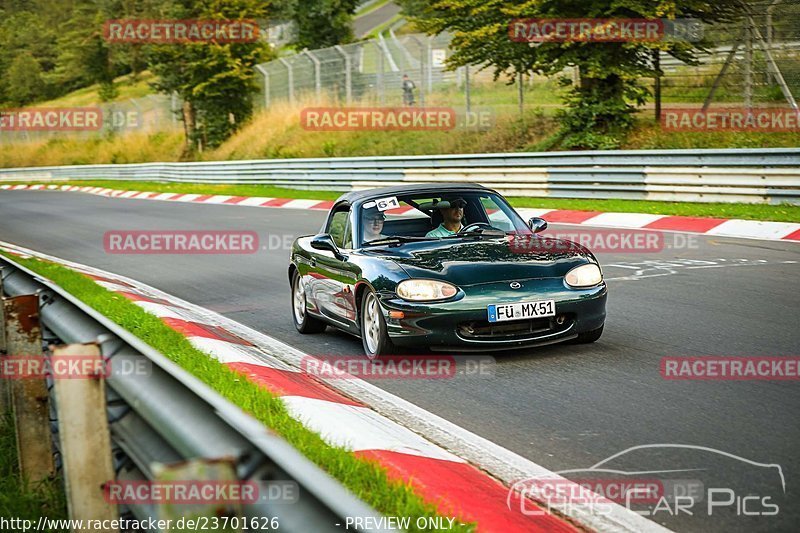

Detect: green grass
[0, 412, 67, 531]
[9, 179, 800, 222]
[0, 252, 475, 533]
[38, 72, 156, 107]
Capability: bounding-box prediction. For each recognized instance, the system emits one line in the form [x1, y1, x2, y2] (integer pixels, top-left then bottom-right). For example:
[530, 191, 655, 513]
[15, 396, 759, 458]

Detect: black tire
[291, 271, 326, 334]
[360, 289, 394, 358]
[572, 325, 604, 344]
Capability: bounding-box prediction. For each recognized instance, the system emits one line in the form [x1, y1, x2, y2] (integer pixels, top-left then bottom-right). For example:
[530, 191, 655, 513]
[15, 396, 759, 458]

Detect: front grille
[458, 314, 573, 341]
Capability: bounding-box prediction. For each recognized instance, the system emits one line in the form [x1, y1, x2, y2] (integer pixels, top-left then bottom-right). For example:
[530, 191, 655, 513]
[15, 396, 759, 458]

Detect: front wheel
[292, 271, 326, 334]
[360, 289, 394, 358]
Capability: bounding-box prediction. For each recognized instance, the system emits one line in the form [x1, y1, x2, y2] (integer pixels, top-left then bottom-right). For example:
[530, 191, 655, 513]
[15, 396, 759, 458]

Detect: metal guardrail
[0, 148, 799, 204]
[0, 254, 384, 532]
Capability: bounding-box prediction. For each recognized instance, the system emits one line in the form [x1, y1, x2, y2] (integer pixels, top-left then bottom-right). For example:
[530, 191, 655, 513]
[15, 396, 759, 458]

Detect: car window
[480, 195, 517, 232]
[328, 207, 350, 248]
[359, 191, 528, 245]
[342, 215, 353, 249]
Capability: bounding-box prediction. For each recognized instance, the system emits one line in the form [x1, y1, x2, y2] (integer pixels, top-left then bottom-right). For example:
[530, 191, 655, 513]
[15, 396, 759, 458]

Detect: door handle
[310, 258, 317, 267]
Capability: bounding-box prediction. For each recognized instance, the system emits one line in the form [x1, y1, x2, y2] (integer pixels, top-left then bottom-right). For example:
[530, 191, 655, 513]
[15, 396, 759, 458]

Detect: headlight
[396, 279, 458, 301]
[565, 264, 603, 288]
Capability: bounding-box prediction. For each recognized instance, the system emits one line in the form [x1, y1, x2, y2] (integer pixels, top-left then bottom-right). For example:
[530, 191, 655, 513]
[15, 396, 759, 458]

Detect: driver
[363, 208, 389, 242]
[425, 197, 467, 237]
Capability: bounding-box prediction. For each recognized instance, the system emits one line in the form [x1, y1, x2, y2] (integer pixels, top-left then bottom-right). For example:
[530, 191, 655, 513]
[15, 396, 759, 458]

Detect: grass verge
[0, 252, 475, 533]
[0, 412, 67, 529]
[8, 180, 800, 222]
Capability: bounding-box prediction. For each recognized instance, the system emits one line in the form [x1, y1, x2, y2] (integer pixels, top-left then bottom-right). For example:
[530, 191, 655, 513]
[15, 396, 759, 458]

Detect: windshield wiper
[362, 236, 436, 247]
[441, 229, 507, 240]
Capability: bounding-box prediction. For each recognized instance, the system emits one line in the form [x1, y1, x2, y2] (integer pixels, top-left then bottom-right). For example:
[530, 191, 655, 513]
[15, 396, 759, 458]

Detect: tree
[5, 52, 47, 105]
[288, 0, 360, 49]
[404, 0, 747, 149]
[146, 0, 275, 154]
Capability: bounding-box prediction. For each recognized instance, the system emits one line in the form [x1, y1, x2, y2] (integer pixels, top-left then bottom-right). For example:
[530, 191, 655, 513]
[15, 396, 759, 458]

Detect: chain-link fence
[255, 2, 800, 117]
[653, 0, 800, 112]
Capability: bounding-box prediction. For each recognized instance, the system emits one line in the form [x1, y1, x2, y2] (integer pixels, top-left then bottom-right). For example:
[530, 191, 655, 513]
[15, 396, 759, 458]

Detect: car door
[313, 205, 360, 329]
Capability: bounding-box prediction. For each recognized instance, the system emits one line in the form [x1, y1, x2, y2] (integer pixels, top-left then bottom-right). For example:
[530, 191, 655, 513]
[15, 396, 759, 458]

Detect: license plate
[487, 300, 556, 323]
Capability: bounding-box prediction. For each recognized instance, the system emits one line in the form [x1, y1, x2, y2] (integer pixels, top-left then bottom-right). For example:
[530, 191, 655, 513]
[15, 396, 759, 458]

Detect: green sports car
[288, 183, 607, 358]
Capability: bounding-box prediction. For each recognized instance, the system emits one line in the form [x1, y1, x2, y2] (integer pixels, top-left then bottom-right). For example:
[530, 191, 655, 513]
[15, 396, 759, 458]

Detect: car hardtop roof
[334, 183, 492, 207]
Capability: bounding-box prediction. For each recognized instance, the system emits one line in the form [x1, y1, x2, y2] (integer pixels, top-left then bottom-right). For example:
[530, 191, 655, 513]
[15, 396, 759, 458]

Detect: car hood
[364, 237, 594, 286]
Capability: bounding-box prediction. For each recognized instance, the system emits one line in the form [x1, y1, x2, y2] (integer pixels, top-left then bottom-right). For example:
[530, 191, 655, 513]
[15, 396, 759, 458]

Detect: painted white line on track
[705, 219, 800, 240]
[582, 212, 666, 228]
[281, 396, 466, 462]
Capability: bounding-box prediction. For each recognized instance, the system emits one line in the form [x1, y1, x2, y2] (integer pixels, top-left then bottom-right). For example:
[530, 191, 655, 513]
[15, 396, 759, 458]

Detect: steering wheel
[458, 222, 499, 234]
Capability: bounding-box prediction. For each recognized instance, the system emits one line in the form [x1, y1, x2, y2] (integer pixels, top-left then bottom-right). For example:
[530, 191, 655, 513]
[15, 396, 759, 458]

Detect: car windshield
[359, 190, 531, 247]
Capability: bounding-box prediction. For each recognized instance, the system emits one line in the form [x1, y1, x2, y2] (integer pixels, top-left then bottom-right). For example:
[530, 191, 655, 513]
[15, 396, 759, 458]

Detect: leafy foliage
[286, 0, 360, 49]
[404, 0, 747, 149]
[142, 0, 275, 153]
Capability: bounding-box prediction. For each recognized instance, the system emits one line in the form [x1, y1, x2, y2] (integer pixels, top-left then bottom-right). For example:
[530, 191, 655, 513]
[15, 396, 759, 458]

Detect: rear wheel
[292, 271, 326, 334]
[572, 325, 603, 344]
[360, 289, 394, 358]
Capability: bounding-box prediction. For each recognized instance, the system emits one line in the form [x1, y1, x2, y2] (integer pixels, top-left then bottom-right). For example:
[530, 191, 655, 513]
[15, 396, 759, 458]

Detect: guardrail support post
[52, 343, 118, 527]
[4, 294, 54, 485]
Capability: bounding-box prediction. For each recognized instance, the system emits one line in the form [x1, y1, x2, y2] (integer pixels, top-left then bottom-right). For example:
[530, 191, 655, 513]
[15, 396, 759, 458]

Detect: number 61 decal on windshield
[374, 196, 400, 211]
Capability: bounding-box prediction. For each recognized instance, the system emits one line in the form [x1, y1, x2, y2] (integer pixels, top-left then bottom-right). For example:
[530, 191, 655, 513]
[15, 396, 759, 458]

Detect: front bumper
[379, 278, 607, 352]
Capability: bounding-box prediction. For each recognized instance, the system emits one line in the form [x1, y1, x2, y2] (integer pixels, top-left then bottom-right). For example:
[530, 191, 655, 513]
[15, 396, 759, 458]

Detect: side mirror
[310, 234, 344, 259]
[528, 217, 548, 234]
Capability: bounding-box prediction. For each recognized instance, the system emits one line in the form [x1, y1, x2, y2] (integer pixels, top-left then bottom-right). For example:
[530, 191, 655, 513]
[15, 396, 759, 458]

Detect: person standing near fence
[402, 74, 416, 106]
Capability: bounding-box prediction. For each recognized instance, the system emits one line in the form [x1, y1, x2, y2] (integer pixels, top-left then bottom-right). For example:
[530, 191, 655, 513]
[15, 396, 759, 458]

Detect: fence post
[426, 35, 433, 93]
[4, 294, 54, 485]
[464, 65, 471, 115]
[654, 50, 662, 122]
[335, 45, 352, 104]
[52, 343, 118, 528]
[518, 70, 524, 117]
[255, 65, 270, 109]
[304, 51, 322, 103]
[744, 17, 753, 111]
[279, 58, 295, 105]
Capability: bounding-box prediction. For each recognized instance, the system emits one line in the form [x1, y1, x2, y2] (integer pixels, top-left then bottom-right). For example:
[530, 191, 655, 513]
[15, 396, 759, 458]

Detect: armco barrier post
[52, 343, 118, 528]
[3, 294, 55, 485]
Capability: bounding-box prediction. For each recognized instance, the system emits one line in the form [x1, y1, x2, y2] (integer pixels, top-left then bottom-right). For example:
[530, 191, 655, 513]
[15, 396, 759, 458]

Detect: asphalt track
[1, 190, 798, 532]
[353, 1, 402, 38]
